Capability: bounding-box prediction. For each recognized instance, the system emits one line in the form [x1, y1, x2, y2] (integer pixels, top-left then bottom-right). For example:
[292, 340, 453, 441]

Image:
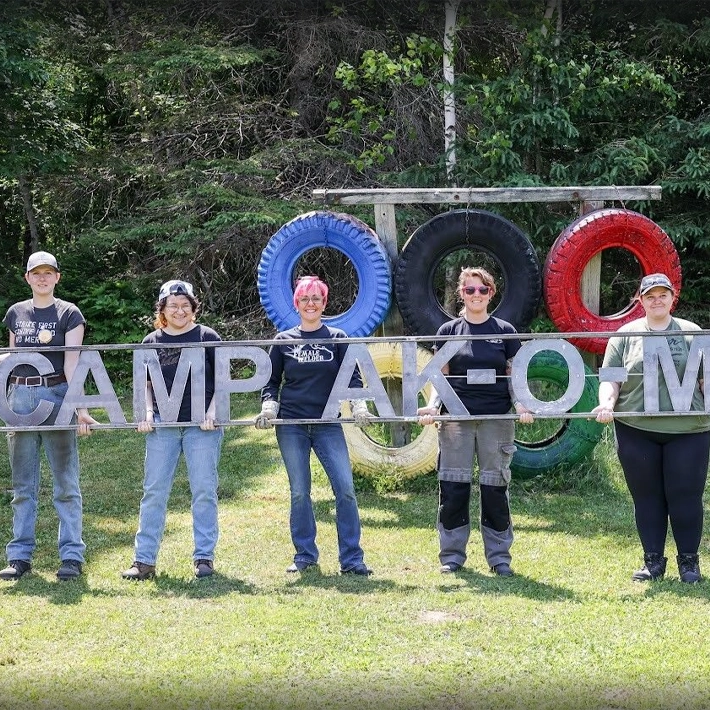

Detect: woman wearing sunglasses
[122, 280, 223, 581]
[255, 275, 373, 576]
[418, 267, 533, 576]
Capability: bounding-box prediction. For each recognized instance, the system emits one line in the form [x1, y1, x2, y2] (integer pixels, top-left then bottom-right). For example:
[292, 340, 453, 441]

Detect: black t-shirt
[261, 324, 362, 420]
[142, 324, 221, 422]
[3, 298, 85, 376]
[434, 316, 521, 415]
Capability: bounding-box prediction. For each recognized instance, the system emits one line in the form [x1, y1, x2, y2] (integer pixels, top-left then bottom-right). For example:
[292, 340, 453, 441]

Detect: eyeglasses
[297, 296, 324, 305]
[164, 304, 193, 313]
[462, 285, 491, 295]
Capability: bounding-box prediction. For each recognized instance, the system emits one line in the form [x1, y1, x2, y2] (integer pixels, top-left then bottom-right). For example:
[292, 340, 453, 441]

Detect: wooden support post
[374, 204, 403, 337]
[579, 201, 604, 370]
[373, 203, 408, 446]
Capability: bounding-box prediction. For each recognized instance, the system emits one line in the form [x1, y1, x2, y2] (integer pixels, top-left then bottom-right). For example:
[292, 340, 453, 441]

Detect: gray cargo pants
[436, 419, 517, 569]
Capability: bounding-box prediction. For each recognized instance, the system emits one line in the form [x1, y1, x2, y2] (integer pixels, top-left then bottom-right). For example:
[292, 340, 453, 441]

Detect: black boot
[632, 553, 667, 582]
[677, 553, 701, 584]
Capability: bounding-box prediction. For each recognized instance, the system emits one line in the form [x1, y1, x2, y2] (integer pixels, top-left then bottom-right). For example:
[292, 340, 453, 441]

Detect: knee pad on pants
[480, 484, 510, 532]
[438, 481, 471, 530]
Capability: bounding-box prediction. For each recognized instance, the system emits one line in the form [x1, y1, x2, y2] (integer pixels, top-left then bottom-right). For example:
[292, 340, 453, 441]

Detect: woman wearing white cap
[0, 251, 97, 582]
[122, 280, 223, 581]
[593, 272, 710, 583]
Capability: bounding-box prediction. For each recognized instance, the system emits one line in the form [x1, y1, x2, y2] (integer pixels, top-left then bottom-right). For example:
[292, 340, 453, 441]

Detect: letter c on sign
[0, 353, 55, 426]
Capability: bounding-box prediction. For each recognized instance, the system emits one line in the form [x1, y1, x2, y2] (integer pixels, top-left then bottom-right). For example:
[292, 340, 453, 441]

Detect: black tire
[257, 211, 392, 337]
[511, 350, 604, 479]
[394, 209, 542, 336]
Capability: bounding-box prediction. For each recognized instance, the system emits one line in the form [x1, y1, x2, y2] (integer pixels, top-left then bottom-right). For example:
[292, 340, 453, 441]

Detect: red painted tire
[543, 208, 681, 354]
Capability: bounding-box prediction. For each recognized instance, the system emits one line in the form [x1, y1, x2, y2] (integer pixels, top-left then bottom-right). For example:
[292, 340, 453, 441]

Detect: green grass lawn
[1, 395, 710, 709]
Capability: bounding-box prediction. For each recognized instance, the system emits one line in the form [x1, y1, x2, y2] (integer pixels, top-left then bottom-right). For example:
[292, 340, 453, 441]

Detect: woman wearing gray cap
[122, 280, 223, 581]
[0, 251, 96, 582]
[593, 273, 710, 583]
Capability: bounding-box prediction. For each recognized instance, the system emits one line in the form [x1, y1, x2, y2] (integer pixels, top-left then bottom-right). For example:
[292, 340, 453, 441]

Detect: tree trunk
[443, 0, 459, 183]
[18, 174, 39, 253]
[541, 0, 562, 44]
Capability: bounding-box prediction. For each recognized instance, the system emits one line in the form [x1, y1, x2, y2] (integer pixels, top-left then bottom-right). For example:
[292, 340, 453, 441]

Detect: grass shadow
[0, 568, 260, 602]
[437, 567, 578, 601]
[281, 568, 404, 595]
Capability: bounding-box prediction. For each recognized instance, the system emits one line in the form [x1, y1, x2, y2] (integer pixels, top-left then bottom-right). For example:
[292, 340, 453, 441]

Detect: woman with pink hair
[255, 276, 373, 576]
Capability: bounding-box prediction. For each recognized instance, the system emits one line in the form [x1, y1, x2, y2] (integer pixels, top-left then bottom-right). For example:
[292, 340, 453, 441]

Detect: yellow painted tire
[343, 342, 438, 480]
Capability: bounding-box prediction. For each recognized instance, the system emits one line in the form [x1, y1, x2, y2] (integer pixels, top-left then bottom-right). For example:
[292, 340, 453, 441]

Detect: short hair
[293, 276, 329, 307]
[458, 267, 496, 294]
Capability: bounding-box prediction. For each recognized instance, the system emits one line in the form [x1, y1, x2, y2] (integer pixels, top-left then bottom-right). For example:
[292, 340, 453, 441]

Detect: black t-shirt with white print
[142, 324, 221, 423]
[3, 298, 85, 376]
[434, 316, 521, 416]
[261, 324, 362, 420]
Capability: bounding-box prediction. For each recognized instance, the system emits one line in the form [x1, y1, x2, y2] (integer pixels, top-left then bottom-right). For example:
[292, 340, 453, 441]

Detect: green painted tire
[511, 350, 604, 479]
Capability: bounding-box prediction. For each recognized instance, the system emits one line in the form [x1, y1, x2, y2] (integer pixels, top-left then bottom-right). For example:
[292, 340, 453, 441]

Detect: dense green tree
[0, 6, 90, 262]
[2, 0, 710, 354]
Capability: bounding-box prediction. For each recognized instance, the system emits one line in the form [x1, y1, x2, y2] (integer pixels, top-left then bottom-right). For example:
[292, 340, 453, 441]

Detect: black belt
[10, 373, 67, 387]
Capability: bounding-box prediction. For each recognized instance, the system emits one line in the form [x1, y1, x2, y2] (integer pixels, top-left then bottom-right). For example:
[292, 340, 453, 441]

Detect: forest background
[2, 0, 710, 371]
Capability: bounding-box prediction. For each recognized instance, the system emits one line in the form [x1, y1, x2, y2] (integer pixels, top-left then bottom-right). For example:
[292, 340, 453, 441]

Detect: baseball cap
[158, 279, 195, 300]
[639, 273, 674, 296]
[26, 251, 59, 273]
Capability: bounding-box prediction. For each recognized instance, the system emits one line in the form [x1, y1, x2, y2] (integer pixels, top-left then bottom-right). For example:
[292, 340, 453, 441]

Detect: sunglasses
[462, 285, 491, 295]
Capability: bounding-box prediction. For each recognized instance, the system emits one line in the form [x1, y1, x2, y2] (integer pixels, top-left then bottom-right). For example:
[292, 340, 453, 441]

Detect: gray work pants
[436, 419, 517, 569]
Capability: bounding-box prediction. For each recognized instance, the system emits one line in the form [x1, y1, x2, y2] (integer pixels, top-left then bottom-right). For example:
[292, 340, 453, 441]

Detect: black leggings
[614, 421, 710, 554]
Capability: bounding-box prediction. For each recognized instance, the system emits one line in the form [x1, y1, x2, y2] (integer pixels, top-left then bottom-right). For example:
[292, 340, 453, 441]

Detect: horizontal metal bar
[0, 410, 702, 432]
[0, 328, 705, 354]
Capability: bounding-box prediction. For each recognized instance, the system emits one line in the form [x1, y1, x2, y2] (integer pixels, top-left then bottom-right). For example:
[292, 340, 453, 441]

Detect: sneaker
[340, 563, 373, 576]
[632, 553, 667, 582]
[490, 563, 514, 577]
[57, 559, 82, 581]
[440, 562, 462, 574]
[121, 561, 156, 581]
[195, 559, 214, 578]
[0, 560, 31, 581]
[286, 561, 318, 573]
[677, 553, 701, 584]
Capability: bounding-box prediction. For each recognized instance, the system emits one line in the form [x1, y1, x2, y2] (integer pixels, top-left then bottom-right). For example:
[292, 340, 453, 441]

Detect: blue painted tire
[258, 211, 392, 336]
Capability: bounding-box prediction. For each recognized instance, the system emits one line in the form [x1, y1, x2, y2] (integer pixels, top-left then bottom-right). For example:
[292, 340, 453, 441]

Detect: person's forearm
[598, 381, 620, 407]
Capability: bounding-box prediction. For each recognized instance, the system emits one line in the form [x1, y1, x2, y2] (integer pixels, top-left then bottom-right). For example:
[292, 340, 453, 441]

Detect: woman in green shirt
[593, 273, 709, 584]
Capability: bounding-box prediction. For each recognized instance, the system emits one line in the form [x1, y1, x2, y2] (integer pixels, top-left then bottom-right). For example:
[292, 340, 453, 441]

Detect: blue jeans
[5, 383, 85, 563]
[134, 424, 222, 565]
[276, 423, 364, 570]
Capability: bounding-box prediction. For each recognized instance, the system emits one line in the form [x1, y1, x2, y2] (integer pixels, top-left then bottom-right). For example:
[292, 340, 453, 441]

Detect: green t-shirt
[602, 316, 710, 434]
